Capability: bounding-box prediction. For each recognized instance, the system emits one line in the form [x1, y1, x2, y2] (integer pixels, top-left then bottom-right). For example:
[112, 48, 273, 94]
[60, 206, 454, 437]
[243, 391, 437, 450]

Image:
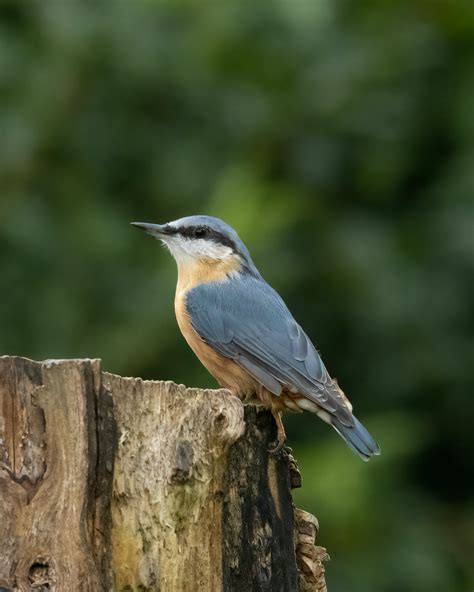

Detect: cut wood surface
[0, 356, 327, 592]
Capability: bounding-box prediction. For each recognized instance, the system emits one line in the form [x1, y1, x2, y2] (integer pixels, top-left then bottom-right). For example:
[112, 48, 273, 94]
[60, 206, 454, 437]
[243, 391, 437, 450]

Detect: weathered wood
[295, 510, 328, 592]
[107, 374, 246, 592]
[0, 356, 116, 592]
[0, 356, 327, 592]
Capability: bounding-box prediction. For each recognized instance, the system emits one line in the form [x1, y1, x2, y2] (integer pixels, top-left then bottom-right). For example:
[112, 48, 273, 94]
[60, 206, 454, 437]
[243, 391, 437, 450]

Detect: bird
[131, 215, 380, 461]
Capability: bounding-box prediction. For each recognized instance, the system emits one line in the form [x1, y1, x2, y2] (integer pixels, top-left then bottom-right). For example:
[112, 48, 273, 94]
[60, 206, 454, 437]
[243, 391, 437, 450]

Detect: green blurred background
[1, 1, 473, 590]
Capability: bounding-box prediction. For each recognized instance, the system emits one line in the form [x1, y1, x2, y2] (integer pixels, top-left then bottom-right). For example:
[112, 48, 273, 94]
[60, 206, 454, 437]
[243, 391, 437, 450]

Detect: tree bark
[0, 356, 327, 592]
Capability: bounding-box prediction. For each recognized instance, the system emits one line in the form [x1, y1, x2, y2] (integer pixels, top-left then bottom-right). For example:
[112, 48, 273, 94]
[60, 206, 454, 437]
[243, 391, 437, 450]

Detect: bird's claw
[268, 437, 286, 455]
[269, 409, 287, 455]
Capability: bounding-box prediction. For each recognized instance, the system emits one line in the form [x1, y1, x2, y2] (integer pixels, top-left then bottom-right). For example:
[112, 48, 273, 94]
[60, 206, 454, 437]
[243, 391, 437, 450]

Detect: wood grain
[0, 356, 327, 591]
[0, 356, 116, 591]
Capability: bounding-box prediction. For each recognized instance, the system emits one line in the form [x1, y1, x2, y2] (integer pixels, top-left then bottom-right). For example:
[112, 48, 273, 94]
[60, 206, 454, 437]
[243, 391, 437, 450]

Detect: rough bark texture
[0, 356, 116, 592]
[0, 356, 327, 592]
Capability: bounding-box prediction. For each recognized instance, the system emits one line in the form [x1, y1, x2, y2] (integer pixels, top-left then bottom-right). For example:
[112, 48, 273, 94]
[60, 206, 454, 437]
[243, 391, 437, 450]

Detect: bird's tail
[331, 414, 380, 461]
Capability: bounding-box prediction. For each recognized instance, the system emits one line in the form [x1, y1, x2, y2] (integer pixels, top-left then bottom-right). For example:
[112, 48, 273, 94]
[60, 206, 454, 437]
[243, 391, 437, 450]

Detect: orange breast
[174, 257, 257, 397]
[173, 257, 296, 411]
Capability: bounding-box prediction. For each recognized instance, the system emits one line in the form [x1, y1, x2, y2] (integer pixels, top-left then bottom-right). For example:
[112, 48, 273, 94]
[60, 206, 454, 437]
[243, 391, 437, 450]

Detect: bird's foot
[268, 437, 286, 455]
[268, 410, 287, 454]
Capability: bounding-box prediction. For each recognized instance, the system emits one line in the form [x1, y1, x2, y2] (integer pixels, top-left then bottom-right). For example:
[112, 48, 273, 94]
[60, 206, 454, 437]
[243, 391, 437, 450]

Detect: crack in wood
[0, 358, 327, 592]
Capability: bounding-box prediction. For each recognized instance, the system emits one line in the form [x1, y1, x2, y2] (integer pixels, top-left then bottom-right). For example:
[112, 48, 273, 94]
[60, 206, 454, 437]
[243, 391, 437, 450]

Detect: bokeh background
[1, 1, 473, 590]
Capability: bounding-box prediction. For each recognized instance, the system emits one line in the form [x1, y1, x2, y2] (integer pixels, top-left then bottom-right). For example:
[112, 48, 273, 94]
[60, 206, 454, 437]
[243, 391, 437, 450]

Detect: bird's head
[131, 215, 258, 277]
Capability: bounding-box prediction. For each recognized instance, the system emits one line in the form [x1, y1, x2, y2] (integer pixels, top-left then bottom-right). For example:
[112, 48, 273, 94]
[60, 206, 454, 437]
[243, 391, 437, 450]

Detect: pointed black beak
[130, 222, 171, 237]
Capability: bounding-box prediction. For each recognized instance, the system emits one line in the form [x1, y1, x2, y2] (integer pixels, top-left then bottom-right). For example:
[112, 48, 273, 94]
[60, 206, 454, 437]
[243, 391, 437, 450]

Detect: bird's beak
[130, 222, 171, 237]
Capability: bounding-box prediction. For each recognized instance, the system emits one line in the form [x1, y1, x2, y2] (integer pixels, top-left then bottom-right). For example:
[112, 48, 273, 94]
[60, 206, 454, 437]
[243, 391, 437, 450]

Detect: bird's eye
[194, 226, 208, 238]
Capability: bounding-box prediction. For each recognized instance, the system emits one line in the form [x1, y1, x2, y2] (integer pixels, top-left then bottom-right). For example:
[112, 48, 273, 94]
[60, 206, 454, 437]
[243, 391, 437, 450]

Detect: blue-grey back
[185, 273, 353, 425]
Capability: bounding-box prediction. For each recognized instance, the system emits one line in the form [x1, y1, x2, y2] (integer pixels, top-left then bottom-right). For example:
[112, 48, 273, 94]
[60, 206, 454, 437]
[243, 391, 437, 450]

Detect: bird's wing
[186, 276, 353, 426]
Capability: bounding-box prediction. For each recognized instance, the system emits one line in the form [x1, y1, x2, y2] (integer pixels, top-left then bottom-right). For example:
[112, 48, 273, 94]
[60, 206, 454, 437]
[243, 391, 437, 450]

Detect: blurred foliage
[1, 1, 473, 590]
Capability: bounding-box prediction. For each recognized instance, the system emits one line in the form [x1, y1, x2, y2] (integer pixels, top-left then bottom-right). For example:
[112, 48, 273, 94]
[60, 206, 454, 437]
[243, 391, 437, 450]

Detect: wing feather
[186, 276, 352, 424]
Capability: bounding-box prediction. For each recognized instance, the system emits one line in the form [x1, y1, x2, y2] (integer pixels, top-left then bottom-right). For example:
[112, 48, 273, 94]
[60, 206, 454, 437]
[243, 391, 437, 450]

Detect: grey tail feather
[331, 415, 380, 461]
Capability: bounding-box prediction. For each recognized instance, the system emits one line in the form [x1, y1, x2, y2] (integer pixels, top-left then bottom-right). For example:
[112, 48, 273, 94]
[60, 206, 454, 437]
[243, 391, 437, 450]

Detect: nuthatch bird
[131, 215, 380, 460]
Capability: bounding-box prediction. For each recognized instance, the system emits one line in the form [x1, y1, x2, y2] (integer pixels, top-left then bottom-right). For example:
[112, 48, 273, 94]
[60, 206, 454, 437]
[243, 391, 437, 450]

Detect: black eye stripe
[177, 225, 236, 251]
[175, 226, 199, 239]
[162, 224, 178, 235]
[194, 226, 208, 237]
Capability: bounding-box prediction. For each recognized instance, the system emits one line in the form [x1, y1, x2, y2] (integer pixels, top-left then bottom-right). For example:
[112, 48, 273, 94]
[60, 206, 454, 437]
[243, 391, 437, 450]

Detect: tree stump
[0, 356, 327, 591]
